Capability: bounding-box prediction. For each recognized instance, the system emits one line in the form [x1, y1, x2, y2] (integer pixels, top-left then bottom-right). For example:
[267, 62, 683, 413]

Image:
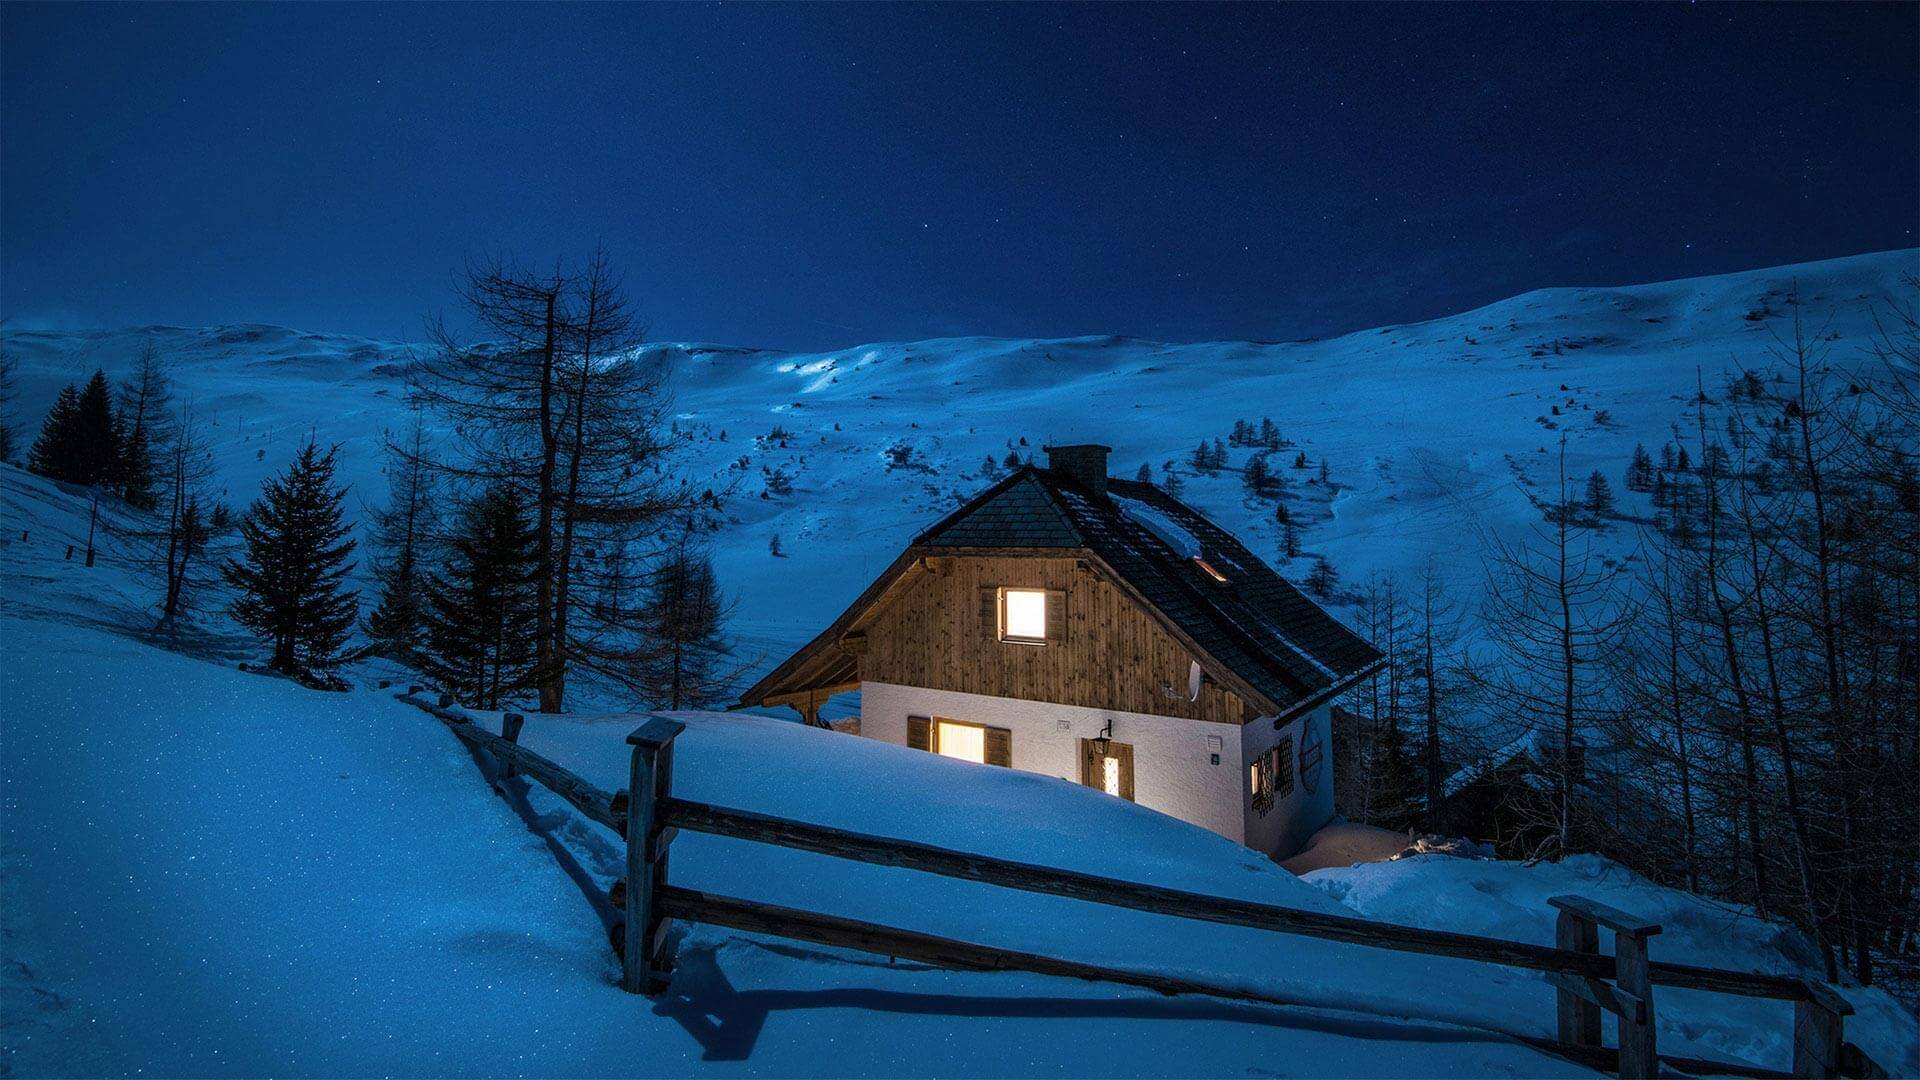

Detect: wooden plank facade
[857, 555, 1252, 725]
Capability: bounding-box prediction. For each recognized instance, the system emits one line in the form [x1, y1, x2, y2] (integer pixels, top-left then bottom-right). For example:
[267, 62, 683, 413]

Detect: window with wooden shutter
[984, 726, 1012, 768]
[1252, 748, 1276, 814]
[926, 717, 1011, 767]
[907, 715, 931, 751]
[994, 586, 1058, 645]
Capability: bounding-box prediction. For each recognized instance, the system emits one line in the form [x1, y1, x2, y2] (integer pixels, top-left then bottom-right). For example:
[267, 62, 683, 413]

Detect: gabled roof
[739, 465, 1383, 721]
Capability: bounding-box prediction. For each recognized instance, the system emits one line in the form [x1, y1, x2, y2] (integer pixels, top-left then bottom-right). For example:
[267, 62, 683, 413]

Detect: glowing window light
[1003, 588, 1047, 641]
[1102, 755, 1122, 797]
[936, 721, 986, 764]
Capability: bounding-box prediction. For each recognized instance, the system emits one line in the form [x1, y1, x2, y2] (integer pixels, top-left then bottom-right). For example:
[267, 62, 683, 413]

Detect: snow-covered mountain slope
[4, 473, 1915, 1076]
[4, 250, 1915, 703]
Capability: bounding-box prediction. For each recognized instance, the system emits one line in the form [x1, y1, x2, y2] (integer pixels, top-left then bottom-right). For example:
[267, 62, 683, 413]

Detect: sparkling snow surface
[4, 468, 1915, 1075]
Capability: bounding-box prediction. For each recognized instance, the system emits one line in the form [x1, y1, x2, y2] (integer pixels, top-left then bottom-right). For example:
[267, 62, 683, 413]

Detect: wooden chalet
[738, 443, 1382, 857]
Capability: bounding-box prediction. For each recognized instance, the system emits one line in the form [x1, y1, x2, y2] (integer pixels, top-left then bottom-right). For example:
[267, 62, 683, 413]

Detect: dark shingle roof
[913, 466, 1383, 716]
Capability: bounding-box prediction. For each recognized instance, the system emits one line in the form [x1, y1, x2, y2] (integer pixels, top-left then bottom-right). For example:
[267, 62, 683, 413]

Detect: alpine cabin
[738, 444, 1382, 858]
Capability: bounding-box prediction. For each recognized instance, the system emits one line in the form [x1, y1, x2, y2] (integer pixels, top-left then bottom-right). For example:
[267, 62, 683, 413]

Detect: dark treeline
[18, 341, 237, 620]
[1336, 283, 1919, 992]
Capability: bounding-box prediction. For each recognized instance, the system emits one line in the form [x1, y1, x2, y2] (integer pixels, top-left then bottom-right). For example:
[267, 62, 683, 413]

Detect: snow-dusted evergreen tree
[223, 441, 359, 686]
[632, 529, 733, 709]
[1135, 461, 1152, 483]
[417, 486, 539, 709]
[365, 410, 439, 665]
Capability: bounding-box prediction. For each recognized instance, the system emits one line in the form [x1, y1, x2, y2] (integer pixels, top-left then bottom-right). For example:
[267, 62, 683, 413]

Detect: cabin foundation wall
[860, 681, 1253, 847]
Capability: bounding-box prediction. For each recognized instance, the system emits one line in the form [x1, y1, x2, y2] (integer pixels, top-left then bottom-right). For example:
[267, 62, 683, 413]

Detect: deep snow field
[4, 249, 1915, 718]
[4, 466, 1919, 1077]
[5, 252, 1920, 1076]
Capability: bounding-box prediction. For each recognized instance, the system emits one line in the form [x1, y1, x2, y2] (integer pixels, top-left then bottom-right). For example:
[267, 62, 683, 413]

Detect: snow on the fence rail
[1306, 854, 1920, 1077]
[512, 708, 1920, 1078]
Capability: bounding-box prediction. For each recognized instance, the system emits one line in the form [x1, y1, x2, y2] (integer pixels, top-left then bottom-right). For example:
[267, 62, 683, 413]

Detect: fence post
[1792, 981, 1852, 1078]
[499, 713, 525, 779]
[1554, 906, 1602, 1050]
[622, 717, 684, 994]
[1613, 920, 1659, 1080]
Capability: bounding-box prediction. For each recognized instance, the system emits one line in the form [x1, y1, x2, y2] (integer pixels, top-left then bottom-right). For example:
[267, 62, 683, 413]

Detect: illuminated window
[1102, 755, 1122, 796]
[1251, 735, 1295, 815]
[1002, 588, 1047, 642]
[936, 720, 986, 764]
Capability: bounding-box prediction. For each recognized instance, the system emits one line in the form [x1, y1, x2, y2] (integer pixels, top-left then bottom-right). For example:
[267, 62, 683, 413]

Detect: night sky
[3, 3, 1915, 351]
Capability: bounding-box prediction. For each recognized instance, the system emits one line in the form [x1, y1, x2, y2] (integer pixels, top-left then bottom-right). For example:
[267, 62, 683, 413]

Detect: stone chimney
[1044, 443, 1112, 497]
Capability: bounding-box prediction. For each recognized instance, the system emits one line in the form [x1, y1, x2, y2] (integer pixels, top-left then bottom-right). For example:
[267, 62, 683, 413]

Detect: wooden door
[1079, 738, 1135, 801]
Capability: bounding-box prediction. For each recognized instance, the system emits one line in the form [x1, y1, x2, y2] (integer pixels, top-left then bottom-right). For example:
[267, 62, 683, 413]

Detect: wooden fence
[397, 691, 1889, 1080]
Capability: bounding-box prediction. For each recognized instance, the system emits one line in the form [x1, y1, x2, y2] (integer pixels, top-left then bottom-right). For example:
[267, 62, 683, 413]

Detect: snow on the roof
[1114, 493, 1203, 560]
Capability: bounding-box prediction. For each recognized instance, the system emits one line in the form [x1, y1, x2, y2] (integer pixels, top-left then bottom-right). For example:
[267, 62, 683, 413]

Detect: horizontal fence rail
[395, 693, 1885, 1080]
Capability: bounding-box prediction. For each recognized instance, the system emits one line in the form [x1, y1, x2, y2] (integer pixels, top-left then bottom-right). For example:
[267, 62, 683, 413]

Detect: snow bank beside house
[1305, 854, 1920, 1077]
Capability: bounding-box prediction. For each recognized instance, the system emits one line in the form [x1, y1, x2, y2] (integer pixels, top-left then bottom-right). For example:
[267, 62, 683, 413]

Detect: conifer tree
[1584, 470, 1615, 519]
[1281, 518, 1302, 559]
[417, 486, 539, 709]
[27, 385, 81, 478]
[223, 442, 360, 685]
[365, 412, 439, 665]
[1161, 462, 1183, 496]
[1244, 453, 1273, 496]
[1136, 462, 1152, 483]
[981, 453, 1001, 479]
[1304, 555, 1337, 596]
[633, 530, 733, 709]
[115, 341, 173, 509]
[1625, 443, 1655, 491]
[29, 371, 121, 486]
[1002, 449, 1022, 471]
[1259, 417, 1281, 449]
[0, 349, 16, 462]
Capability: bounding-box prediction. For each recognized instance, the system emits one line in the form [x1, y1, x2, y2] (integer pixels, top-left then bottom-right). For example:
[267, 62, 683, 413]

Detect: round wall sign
[1298, 720, 1324, 795]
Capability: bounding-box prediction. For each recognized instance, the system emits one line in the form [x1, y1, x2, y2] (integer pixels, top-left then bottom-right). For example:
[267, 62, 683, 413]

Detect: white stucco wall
[1241, 703, 1335, 858]
[860, 681, 1255, 846]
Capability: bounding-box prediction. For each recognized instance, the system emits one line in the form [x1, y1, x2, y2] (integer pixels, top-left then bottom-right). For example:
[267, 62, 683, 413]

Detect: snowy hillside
[4, 471, 1916, 1077]
[4, 249, 1916, 707]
